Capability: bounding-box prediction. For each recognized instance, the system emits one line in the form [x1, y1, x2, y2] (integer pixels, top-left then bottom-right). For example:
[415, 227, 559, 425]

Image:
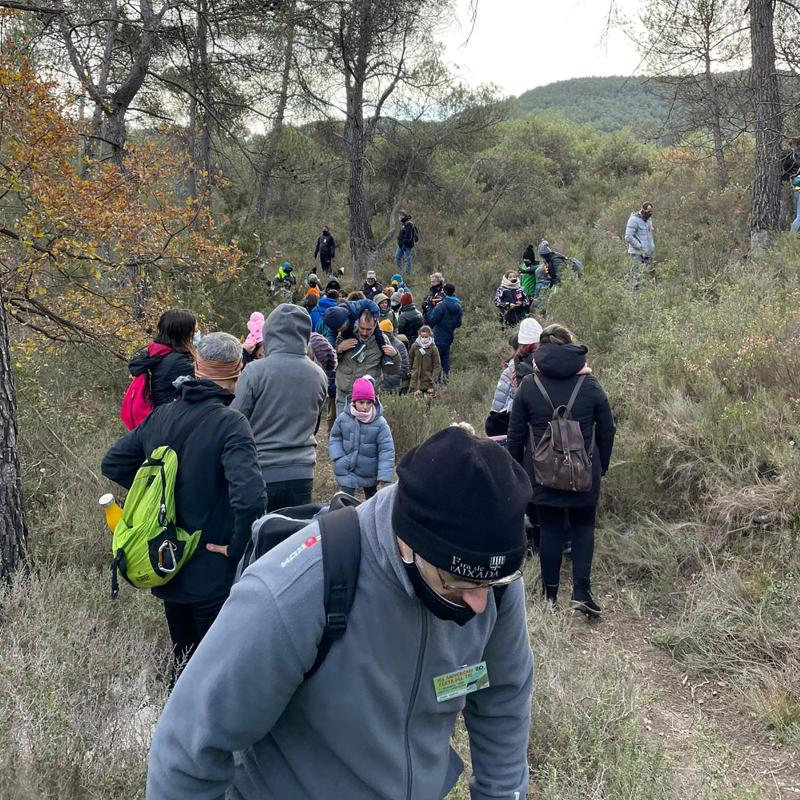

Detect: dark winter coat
[362, 281, 383, 301]
[101, 379, 266, 604]
[397, 219, 418, 249]
[382, 335, 409, 393]
[494, 286, 530, 326]
[507, 344, 615, 508]
[329, 401, 395, 488]
[128, 343, 194, 407]
[421, 284, 445, 322]
[314, 232, 336, 259]
[397, 303, 424, 341]
[426, 295, 463, 346]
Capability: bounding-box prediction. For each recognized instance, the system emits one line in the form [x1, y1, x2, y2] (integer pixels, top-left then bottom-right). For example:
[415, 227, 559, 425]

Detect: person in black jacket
[507, 324, 615, 616]
[395, 212, 418, 277]
[397, 291, 424, 341]
[494, 270, 530, 326]
[421, 272, 445, 323]
[102, 332, 266, 677]
[314, 225, 336, 274]
[127, 308, 196, 409]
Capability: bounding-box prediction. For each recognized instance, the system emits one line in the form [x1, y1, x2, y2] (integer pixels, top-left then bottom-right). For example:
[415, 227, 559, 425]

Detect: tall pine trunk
[256, 0, 296, 223]
[0, 292, 27, 581]
[749, 0, 782, 247]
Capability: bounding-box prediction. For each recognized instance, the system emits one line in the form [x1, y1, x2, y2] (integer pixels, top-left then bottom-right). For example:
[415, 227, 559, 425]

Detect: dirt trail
[570, 593, 800, 799]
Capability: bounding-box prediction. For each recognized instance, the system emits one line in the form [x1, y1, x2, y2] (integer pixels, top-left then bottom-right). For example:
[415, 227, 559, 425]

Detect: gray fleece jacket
[146, 484, 534, 800]
[231, 304, 327, 482]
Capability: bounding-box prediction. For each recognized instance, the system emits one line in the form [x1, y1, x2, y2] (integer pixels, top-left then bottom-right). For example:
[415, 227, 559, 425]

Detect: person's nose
[460, 587, 490, 614]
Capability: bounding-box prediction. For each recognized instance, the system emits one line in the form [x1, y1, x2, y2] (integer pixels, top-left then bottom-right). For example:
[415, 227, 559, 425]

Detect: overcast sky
[440, 0, 642, 97]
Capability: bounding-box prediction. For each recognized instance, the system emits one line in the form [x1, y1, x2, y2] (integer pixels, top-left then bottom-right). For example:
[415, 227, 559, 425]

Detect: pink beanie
[351, 377, 376, 403]
[244, 312, 265, 347]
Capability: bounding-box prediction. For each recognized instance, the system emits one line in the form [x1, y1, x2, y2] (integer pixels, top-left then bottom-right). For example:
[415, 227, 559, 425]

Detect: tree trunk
[197, 0, 212, 182]
[345, 105, 372, 278]
[256, 0, 296, 223]
[749, 0, 782, 246]
[0, 291, 28, 581]
[703, 54, 729, 189]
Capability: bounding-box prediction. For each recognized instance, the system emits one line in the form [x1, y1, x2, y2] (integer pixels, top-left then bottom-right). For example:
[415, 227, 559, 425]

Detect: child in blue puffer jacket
[329, 377, 395, 499]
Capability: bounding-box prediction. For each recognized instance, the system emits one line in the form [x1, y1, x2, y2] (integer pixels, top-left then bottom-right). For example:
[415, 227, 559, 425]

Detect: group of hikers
[101, 216, 618, 799]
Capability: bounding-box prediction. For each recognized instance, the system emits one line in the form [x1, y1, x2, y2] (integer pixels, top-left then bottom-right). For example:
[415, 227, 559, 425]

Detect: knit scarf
[500, 275, 520, 291]
[350, 402, 376, 424]
[416, 335, 434, 354]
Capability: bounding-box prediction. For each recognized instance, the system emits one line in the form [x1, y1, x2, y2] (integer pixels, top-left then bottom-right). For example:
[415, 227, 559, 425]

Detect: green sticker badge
[433, 662, 490, 703]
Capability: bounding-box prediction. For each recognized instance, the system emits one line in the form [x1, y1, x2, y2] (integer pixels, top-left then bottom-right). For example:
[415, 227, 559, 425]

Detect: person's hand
[382, 345, 397, 357]
[338, 338, 357, 354]
[206, 543, 229, 557]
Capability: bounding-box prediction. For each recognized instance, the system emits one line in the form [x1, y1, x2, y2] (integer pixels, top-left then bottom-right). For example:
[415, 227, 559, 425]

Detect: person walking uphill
[329, 377, 395, 500]
[625, 202, 654, 292]
[314, 225, 336, 274]
[232, 304, 327, 512]
[507, 324, 615, 616]
[494, 270, 530, 326]
[426, 282, 462, 377]
[102, 333, 265, 676]
[395, 211, 419, 277]
[146, 425, 534, 800]
[123, 308, 196, 429]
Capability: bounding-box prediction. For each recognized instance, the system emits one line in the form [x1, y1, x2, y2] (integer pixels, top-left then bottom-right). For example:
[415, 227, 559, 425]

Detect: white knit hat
[518, 317, 543, 345]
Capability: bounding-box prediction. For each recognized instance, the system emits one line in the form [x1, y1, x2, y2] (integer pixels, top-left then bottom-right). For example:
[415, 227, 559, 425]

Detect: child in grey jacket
[329, 377, 395, 499]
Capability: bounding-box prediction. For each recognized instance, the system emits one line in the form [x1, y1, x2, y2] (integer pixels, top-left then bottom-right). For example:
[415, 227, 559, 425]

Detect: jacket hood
[317, 295, 337, 312]
[264, 303, 311, 357]
[177, 377, 235, 405]
[128, 341, 174, 376]
[533, 343, 588, 378]
[443, 295, 461, 304]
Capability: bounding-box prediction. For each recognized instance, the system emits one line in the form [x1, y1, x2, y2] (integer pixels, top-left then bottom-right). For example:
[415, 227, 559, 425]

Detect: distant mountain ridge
[515, 76, 671, 135]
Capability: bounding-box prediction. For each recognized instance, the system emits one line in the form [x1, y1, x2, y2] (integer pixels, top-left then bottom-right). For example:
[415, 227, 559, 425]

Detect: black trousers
[265, 478, 314, 512]
[164, 596, 227, 681]
[537, 506, 596, 590]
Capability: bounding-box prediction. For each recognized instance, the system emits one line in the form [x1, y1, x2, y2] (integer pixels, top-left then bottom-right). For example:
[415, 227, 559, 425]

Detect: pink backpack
[120, 373, 154, 430]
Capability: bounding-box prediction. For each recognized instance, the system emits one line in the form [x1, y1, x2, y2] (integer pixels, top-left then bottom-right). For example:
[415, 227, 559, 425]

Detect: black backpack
[236, 493, 361, 679]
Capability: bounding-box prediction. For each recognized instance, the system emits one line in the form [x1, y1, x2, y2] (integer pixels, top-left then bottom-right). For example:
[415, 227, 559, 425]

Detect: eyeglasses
[414, 553, 522, 593]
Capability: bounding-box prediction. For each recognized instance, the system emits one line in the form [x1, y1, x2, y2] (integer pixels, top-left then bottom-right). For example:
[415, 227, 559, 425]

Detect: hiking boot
[570, 586, 602, 617]
[543, 583, 559, 608]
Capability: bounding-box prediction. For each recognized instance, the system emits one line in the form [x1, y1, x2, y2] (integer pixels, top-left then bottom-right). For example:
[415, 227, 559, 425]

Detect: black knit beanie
[393, 427, 532, 580]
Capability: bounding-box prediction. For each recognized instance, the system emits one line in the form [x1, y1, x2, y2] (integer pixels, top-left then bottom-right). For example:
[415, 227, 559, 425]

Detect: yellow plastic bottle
[99, 493, 123, 532]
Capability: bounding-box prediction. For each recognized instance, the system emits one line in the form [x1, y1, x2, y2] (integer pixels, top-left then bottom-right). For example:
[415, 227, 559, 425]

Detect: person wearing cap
[314, 225, 336, 275]
[507, 323, 616, 616]
[395, 211, 418, 277]
[361, 269, 383, 300]
[146, 426, 534, 800]
[487, 317, 543, 437]
[328, 376, 395, 499]
[232, 304, 328, 512]
[379, 318, 409, 394]
[426, 282, 462, 378]
[241, 311, 265, 366]
[102, 332, 265, 678]
[397, 290, 424, 341]
[274, 261, 296, 287]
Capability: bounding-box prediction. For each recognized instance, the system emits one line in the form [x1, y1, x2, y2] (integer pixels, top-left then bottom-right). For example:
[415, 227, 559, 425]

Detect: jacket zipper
[405, 606, 427, 800]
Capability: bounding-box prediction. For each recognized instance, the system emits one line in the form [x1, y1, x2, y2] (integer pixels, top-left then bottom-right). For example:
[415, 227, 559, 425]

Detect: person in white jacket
[624, 202, 654, 292]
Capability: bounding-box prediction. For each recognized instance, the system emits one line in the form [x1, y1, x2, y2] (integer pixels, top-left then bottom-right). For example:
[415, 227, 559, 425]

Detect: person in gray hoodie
[146, 426, 534, 800]
[232, 304, 327, 511]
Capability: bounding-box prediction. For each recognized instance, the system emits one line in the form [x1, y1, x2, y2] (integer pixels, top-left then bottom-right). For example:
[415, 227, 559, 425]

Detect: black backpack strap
[304, 506, 361, 680]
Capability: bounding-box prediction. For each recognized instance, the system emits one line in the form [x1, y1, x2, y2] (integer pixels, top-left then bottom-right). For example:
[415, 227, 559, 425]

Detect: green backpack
[110, 406, 217, 598]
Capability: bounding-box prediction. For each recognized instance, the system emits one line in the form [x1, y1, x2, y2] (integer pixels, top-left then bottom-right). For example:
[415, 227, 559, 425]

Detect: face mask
[402, 561, 476, 626]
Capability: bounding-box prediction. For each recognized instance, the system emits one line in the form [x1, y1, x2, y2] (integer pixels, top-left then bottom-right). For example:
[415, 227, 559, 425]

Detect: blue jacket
[427, 295, 462, 346]
[329, 402, 395, 487]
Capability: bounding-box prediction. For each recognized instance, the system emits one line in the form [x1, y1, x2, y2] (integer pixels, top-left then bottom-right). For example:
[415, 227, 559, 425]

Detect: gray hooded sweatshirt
[146, 485, 534, 800]
[232, 304, 327, 482]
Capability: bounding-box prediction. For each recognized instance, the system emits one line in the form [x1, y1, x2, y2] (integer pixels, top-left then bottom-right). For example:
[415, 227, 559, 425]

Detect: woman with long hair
[507, 323, 615, 616]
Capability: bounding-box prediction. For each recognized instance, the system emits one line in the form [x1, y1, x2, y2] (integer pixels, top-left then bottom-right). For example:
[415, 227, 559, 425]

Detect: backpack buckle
[325, 612, 347, 636]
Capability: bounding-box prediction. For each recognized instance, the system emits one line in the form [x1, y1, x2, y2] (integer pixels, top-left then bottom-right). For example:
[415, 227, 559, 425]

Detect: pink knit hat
[244, 312, 265, 347]
[351, 377, 376, 403]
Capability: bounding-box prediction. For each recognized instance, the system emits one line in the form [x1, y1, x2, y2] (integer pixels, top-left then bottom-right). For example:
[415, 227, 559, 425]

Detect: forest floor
[568, 591, 800, 799]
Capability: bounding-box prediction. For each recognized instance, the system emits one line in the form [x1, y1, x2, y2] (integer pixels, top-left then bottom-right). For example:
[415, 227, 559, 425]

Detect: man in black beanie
[146, 427, 535, 800]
